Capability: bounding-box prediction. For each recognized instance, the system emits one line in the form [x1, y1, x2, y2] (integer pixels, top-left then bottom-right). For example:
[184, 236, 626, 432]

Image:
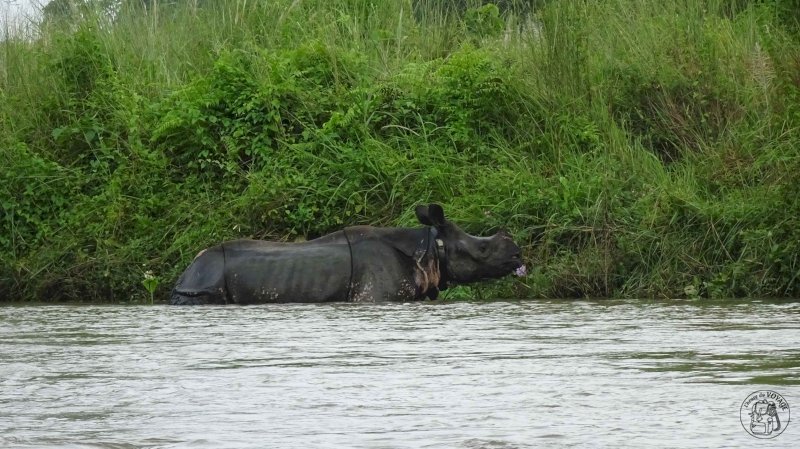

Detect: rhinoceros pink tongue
[514, 264, 527, 277]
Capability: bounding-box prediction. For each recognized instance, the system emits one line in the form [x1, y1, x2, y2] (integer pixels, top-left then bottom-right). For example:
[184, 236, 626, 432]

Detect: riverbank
[2, 0, 799, 301]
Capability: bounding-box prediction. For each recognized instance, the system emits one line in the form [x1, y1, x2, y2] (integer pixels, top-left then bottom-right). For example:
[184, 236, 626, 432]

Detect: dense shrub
[2, 0, 799, 301]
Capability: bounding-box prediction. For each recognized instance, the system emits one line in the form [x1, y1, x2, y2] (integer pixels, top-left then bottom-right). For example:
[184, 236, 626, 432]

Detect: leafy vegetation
[2, 0, 799, 302]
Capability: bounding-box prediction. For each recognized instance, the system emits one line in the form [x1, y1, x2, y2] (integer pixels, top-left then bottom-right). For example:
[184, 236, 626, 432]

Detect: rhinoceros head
[415, 204, 524, 286]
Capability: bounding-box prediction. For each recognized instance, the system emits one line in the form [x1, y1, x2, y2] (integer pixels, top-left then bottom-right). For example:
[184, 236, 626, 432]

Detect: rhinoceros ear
[415, 205, 434, 226]
[427, 203, 446, 227]
[416, 203, 447, 227]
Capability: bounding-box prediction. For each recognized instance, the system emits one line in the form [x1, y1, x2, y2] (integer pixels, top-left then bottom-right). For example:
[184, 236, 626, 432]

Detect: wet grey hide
[170, 204, 524, 304]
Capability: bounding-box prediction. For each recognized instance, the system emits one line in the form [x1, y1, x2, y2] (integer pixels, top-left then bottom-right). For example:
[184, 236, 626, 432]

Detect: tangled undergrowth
[2, 0, 799, 301]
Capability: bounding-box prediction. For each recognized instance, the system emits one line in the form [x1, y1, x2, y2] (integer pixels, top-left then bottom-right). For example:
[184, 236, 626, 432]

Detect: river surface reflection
[1, 300, 798, 448]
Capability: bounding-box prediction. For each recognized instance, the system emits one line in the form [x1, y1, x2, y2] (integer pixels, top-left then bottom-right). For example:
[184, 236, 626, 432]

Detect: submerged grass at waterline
[2, 0, 800, 302]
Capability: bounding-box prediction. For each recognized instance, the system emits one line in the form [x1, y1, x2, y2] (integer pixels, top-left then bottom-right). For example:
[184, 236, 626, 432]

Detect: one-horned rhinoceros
[170, 204, 525, 305]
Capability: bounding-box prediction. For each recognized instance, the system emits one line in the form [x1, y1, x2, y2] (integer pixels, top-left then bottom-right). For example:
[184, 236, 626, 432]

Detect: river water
[1, 300, 798, 448]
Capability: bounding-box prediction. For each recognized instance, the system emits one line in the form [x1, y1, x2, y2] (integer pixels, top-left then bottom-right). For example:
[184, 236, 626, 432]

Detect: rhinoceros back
[171, 240, 353, 304]
[223, 243, 352, 304]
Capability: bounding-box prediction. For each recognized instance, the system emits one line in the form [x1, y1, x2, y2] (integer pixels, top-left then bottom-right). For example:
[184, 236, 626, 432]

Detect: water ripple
[1, 300, 798, 448]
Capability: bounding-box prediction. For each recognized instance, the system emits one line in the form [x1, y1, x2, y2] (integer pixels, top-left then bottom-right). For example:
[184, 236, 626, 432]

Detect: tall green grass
[2, 0, 799, 301]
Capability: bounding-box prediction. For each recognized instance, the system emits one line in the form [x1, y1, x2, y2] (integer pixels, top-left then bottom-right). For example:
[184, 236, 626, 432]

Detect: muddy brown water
[1, 300, 799, 448]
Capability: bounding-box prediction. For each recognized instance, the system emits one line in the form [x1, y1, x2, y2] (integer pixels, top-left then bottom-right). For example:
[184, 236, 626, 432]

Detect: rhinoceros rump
[170, 204, 524, 304]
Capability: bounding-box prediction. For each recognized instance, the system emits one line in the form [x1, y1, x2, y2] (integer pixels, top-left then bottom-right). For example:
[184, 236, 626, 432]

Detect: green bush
[2, 0, 800, 301]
